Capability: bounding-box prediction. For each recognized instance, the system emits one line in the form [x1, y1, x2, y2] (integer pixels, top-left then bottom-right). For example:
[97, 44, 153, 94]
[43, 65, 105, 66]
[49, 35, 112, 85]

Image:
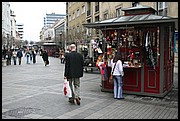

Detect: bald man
[64, 44, 84, 105]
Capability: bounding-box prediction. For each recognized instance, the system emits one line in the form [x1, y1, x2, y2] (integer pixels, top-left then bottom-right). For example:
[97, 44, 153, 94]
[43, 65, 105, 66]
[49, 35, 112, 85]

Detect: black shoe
[76, 98, 80, 105]
[78, 97, 81, 100]
[117, 97, 125, 100]
[68, 100, 75, 104]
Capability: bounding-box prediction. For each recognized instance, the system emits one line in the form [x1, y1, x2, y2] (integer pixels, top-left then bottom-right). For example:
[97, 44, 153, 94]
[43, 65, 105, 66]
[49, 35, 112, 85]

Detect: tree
[29, 40, 34, 45]
[24, 40, 29, 45]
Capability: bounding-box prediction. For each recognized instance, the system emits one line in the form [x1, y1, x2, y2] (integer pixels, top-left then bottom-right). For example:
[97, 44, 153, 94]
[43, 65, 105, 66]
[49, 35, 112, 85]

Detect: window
[72, 12, 75, 19]
[77, 26, 79, 33]
[95, 16, 99, 22]
[76, 9, 80, 17]
[11, 20, 12, 26]
[132, 2, 139, 7]
[69, 2, 71, 7]
[82, 5, 85, 14]
[158, 2, 168, 16]
[82, 25, 84, 33]
[69, 15, 71, 21]
[87, 19, 91, 23]
[104, 13, 108, 20]
[73, 27, 75, 36]
[158, 2, 163, 9]
[116, 8, 122, 17]
[95, 2, 99, 12]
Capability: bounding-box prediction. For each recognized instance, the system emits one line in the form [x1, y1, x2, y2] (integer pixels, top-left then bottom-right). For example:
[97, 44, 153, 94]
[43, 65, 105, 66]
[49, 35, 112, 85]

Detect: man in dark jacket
[64, 44, 84, 105]
[17, 48, 23, 65]
[6, 48, 12, 65]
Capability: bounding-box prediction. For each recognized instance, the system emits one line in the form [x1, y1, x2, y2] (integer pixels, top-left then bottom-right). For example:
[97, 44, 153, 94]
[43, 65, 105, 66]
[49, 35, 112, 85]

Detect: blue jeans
[26, 56, 29, 64]
[13, 57, 17, 65]
[113, 75, 123, 98]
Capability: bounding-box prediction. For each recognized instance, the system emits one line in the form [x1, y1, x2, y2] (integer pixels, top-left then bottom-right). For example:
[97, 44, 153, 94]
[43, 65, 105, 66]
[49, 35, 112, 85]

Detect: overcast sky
[9, 2, 66, 42]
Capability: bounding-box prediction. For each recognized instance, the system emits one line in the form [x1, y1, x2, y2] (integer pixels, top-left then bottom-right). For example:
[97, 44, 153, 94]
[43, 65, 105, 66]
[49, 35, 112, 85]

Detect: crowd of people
[2, 47, 41, 66]
[2, 48, 23, 66]
[2, 43, 125, 106]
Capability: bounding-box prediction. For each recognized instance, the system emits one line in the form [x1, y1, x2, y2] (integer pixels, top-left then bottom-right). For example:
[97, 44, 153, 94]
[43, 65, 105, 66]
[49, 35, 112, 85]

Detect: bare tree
[24, 40, 29, 45]
[29, 40, 34, 45]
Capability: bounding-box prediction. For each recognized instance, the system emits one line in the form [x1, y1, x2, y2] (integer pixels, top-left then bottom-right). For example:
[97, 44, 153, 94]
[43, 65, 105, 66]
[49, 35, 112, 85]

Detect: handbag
[63, 79, 72, 98]
[109, 62, 117, 84]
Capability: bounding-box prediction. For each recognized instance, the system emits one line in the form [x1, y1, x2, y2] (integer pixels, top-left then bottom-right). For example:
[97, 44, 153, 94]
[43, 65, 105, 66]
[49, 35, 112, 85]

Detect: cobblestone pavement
[2, 55, 178, 119]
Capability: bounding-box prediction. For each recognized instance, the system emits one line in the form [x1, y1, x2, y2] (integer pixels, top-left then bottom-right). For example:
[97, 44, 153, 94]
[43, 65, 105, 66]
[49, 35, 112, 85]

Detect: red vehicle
[42, 42, 59, 57]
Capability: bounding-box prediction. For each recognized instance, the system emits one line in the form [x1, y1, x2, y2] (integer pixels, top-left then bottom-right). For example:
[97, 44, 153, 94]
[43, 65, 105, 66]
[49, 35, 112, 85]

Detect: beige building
[66, 2, 178, 46]
[66, 2, 86, 44]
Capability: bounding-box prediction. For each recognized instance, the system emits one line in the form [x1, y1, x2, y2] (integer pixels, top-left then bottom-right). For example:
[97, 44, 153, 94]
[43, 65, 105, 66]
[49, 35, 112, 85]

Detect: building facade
[10, 10, 17, 49]
[16, 23, 24, 40]
[54, 18, 66, 49]
[2, 2, 11, 49]
[2, 2, 24, 49]
[39, 18, 66, 50]
[66, 2, 178, 44]
[66, 2, 87, 44]
[44, 13, 66, 28]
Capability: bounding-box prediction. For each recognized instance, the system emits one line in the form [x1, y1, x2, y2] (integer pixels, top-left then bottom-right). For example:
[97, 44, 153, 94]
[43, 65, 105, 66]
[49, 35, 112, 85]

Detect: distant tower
[16, 23, 24, 40]
[43, 13, 66, 28]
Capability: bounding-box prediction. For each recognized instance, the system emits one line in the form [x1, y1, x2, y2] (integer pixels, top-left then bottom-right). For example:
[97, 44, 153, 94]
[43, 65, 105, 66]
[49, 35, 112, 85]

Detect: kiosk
[83, 5, 178, 97]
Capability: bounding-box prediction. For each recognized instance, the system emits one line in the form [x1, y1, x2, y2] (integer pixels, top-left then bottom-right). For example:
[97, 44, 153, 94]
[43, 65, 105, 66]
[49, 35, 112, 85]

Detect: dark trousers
[6, 58, 11, 65]
[18, 57, 22, 65]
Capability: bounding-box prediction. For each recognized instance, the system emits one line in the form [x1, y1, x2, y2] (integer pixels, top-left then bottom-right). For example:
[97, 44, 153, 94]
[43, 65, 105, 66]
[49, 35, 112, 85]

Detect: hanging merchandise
[145, 31, 156, 70]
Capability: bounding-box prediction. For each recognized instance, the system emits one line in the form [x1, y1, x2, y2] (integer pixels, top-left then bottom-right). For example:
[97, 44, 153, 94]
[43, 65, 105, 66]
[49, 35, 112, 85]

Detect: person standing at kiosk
[110, 54, 124, 99]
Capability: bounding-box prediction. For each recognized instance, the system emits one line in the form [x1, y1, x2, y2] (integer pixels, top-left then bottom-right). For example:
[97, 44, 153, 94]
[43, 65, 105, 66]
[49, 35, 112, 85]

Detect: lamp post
[59, 31, 62, 49]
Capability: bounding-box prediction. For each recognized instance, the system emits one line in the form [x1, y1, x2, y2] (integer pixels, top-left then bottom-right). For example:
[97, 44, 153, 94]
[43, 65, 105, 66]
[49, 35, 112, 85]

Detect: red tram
[42, 42, 59, 57]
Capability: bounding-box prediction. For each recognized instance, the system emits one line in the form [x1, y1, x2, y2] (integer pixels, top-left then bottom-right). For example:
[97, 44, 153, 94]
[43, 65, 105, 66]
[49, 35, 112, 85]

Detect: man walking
[64, 44, 84, 105]
[17, 48, 23, 65]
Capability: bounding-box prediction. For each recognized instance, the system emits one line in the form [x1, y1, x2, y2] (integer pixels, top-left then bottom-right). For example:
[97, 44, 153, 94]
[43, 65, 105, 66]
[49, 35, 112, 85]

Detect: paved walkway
[2, 55, 178, 119]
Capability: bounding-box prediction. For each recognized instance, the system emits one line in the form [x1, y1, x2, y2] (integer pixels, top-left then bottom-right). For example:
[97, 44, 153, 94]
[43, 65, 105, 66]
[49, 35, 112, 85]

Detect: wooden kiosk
[83, 5, 178, 97]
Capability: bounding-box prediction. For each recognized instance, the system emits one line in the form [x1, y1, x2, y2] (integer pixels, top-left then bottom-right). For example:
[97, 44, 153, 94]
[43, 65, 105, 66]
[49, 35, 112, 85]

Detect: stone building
[66, 2, 178, 46]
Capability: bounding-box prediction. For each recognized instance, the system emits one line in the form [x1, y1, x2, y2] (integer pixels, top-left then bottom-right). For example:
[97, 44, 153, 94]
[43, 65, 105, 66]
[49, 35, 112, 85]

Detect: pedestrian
[12, 49, 17, 65]
[2, 47, 6, 60]
[98, 54, 108, 85]
[39, 48, 43, 56]
[6, 48, 12, 65]
[59, 49, 65, 64]
[17, 48, 23, 65]
[29, 49, 33, 63]
[64, 44, 84, 105]
[42, 50, 49, 66]
[109, 54, 124, 99]
[25, 48, 31, 64]
[32, 48, 36, 64]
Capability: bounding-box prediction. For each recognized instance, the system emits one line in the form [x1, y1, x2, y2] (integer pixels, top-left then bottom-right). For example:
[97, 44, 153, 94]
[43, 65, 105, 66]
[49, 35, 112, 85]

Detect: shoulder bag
[109, 62, 117, 84]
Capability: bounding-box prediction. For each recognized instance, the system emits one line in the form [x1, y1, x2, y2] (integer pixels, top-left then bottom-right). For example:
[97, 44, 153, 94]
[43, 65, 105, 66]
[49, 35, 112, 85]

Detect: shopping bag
[63, 79, 72, 98]
[109, 74, 114, 84]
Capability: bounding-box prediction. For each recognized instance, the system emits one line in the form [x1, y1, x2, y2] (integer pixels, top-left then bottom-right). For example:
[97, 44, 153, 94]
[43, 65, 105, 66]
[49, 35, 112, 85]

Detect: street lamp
[59, 31, 62, 48]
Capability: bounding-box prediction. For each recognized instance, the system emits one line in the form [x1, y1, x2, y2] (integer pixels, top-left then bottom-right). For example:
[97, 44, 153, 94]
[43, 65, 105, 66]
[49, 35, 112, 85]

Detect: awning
[83, 14, 178, 29]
